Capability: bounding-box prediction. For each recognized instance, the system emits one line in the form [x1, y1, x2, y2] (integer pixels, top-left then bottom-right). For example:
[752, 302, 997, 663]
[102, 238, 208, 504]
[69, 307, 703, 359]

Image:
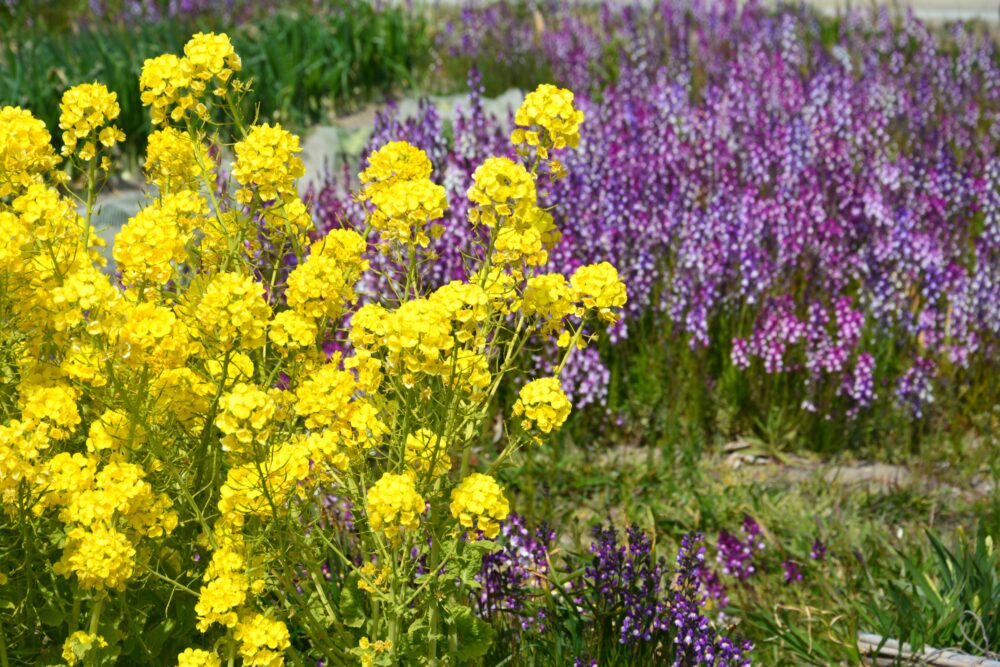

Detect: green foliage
[862, 527, 1000, 655]
[0, 3, 429, 168]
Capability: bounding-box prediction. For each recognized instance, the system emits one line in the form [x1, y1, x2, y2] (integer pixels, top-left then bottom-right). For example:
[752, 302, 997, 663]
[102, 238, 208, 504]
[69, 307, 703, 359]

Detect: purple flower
[810, 538, 827, 562]
[781, 559, 803, 585]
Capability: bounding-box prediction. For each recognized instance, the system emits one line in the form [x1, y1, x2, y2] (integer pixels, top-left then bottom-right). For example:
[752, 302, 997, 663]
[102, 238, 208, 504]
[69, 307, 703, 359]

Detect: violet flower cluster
[717, 516, 766, 582]
[312, 0, 1000, 426]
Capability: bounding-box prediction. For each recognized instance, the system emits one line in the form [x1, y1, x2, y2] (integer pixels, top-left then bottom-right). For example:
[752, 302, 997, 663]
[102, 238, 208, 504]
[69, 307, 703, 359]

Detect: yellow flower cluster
[513, 377, 572, 434]
[62, 631, 107, 666]
[571, 261, 628, 323]
[366, 472, 425, 539]
[59, 82, 124, 161]
[512, 83, 585, 155]
[358, 140, 433, 199]
[285, 229, 367, 321]
[44, 455, 177, 591]
[183, 31, 242, 96]
[404, 428, 451, 479]
[54, 524, 136, 591]
[466, 156, 536, 227]
[114, 190, 207, 285]
[145, 127, 210, 190]
[184, 272, 272, 351]
[234, 123, 305, 204]
[140, 32, 241, 125]
[216, 383, 276, 455]
[0, 106, 59, 196]
[267, 310, 318, 352]
[522, 272, 575, 336]
[368, 177, 448, 247]
[0, 33, 628, 667]
[450, 473, 510, 539]
[234, 613, 291, 667]
[383, 298, 455, 382]
[115, 301, 191, 370]
[177, 648, 221, 667]
[218, 440, 310, 517]
[196, 541, 250, 631]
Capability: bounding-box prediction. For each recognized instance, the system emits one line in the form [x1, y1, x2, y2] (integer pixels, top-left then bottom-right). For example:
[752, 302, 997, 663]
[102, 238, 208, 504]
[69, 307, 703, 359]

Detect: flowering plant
[0, 33, 625, 666]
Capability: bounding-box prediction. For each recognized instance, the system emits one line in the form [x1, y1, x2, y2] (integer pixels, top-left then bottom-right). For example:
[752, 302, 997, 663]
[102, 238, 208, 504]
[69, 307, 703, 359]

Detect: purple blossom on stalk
[717, 516, 765, 581]
[671, 533, 753, 666]
[585, 524, 672, 645]
[810, 538, 827, 562]
[781, 559, 803, 584]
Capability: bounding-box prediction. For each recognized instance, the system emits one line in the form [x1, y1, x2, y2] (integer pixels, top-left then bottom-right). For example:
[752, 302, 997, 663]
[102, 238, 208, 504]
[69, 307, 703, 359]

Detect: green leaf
[445, 603, 494, 662]
[37, 603, 65, 627]
[339, 573, 366, 628]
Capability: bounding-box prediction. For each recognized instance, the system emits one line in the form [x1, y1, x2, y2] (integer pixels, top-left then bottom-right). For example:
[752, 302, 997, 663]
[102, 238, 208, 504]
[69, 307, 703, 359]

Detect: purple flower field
[312, 0, 1000, 448]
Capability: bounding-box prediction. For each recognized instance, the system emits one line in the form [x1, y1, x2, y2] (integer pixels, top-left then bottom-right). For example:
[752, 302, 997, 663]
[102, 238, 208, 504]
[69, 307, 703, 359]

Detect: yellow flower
[234, 613, 290, 667]
[233, 123, 304, 204]
[366, 472, 424, 538]
[177, 648, 221, 667]
[267, 310, 318, 352]
[62, 631, 107, 666]
[216, 383, 276, 455]
[145, 127, 210, 191]
[59, 82, 123, 159]
[140, 53, 192, 125]
[384, 298, 454, 380]
[512, 83, 585, 153]
[184, 272, 272, 351]
[54, 524, 136, 591]
[570, 261, 628, 323]
[0, 106, 59, 197]
[467, 157, 536, 227]
[285, 232, 366, 321]
[182, 32, 241, 94]
[368, 177, 448, 247]
[115, 301, 192, 370]
[450, 473, 510, 539]
[513, 377, 572, 434]
[114, 191, 207, 285]
[359, 141, 432, 199]
[522, 272, 574, 335]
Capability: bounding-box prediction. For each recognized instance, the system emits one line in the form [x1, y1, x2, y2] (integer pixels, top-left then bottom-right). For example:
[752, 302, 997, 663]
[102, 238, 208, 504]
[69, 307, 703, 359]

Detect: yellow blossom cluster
[195, 540, 250, 631]
[513, 377, 573, 434]
[368, 177, 448, 247]
[523, 272, 576, 336]
[571, 261, 628, 323]
[358, 140, 433, 199]
[512, 83, 585, 157]
[450, 473, 510, 539]
[140, 32, 241, 125]
[285, 229, 367, 321]
[114, 190, 208, 285]
[59, 82, 124, 162]
[233, 123, 304, 204]
[467, 156, 536, 227]
[0, 106, 59, 196]
[62, 631, 108, 666]
[0, 36, 628, 667]
[145, 126, 210, 189]
[177, 648, 222, 667]
[234, 613, 291, 667]
[366, 472, 425, 538]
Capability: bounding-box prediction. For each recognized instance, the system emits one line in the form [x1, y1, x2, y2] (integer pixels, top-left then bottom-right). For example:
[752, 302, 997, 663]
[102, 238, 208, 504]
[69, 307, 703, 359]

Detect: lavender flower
[717, 516, 765, 581]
